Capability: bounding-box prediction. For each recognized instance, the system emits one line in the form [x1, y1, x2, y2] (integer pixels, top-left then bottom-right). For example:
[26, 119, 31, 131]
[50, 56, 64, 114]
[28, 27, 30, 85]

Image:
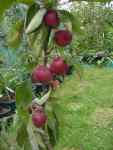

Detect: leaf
[25, 9, 46, 34]
[59, 10, 83, 34]
[16, 123, 32, 150]
[16, 79, 32, 106]
[16, 79, 32, 122]
[24, 3, 40, 29]
[0, 74, 5, 93]
[33, 88, 52, 105]
[27, 24, 49, 60]
[46, 105, 59, 146]
[16, 0, 34, 4]
[43, 0, 57, 8]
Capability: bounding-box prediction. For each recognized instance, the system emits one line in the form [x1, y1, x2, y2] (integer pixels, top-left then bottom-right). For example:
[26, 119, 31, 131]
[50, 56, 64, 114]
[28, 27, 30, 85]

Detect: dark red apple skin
[54, 30, 72, 47]
[32, 65, 52, 83]
[32, 111, 47, 128]
[44, 10, 60, 27]
[50, 57, 66, 75]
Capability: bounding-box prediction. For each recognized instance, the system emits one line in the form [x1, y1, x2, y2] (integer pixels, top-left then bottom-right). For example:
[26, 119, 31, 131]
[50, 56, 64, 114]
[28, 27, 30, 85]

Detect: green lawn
[53, 67, 113, 150]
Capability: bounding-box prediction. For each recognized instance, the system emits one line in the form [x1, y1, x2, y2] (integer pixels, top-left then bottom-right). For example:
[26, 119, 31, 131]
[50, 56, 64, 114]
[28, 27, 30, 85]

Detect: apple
[32, 111, 47, 128]
[32, 65, 52, 83]
[50, 57, 69, 76]
[44, 10, 60, 27]
[54, 30, 72, 47]
[50, 57, 66, 75]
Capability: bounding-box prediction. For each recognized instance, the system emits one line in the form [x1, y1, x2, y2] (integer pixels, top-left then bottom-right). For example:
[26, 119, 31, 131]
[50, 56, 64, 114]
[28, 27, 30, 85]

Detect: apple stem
[44, 27, 51, 66]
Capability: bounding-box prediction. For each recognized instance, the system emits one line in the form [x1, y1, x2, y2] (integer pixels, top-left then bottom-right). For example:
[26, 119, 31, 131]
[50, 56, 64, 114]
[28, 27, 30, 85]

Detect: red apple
[44, 10, 60, 27]
[54, 30, 72, 47]
[32, 111, 47, 128]
[50, 57, 66, 75]
[32, 65, 52, 83]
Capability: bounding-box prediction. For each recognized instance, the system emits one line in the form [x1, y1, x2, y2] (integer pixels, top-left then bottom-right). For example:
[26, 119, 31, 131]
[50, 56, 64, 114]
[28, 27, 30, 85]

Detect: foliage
[0, 1, 113, 150]
[71, 2, 113, 54]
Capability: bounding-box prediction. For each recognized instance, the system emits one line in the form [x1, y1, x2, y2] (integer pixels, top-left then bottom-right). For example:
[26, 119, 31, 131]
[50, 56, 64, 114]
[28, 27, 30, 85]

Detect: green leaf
[16, 123, 32, 150]
[25, 9, 46, 34]
[16, 79, 32, 106]
[27, 25, 48, 59]
[46, 104, 59, 146]
[59, 10, 83, 34]
[16, 79, 32, 122]
[24, 3, 40, 29]
[0, 74, 5, 93]
[16, 0, 33, 4]
[0, 0, 15, 21]
[43, 0, 57, 8]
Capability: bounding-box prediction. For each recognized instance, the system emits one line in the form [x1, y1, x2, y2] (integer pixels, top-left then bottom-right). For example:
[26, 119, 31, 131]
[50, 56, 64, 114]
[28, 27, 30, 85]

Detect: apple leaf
[43, 0, 57, 8]
[16, 79, 32, 122]
[25, 8, 46, 34]
[16, 79, 32, 106]
[16, 0, 33, 4]
[24, 3, 40, 29]
[46, 104, 59, 146]
[16, 123, 32, 150]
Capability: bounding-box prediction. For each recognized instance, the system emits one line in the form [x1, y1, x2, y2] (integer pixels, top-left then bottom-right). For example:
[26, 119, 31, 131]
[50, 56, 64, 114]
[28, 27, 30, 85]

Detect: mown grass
[52, 67, 113, 150]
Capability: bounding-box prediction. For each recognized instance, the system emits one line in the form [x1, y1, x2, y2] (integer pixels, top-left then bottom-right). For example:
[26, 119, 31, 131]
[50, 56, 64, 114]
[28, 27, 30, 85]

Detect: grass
[52, 67, 113, 150]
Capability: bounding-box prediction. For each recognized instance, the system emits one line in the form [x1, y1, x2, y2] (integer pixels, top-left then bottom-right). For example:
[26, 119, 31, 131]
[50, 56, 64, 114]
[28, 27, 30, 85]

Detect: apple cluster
[31, 9, 73, 128]
[44, 9, 72, 47]
[31, 57, 71, 127]
[32, 56, 70, 84]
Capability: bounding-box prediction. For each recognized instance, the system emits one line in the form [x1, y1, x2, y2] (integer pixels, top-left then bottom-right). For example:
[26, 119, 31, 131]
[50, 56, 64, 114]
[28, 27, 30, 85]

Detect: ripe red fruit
[44, 10, 60, 27]
[32, 65, 52, 83]
[32, 111, 47, 128]
[50, 57, 66, 75]
[54, 30, 72, 47]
